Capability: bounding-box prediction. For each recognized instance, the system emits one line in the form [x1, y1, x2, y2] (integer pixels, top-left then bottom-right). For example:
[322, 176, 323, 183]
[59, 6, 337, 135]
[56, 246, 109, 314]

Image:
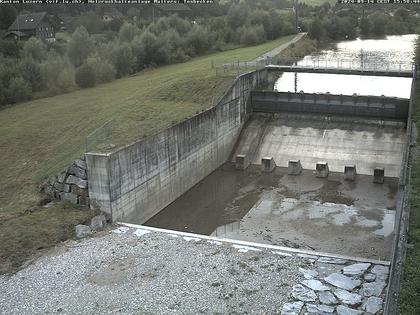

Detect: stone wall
[86, 68, 271, 223]
[42, 157, 89, 207]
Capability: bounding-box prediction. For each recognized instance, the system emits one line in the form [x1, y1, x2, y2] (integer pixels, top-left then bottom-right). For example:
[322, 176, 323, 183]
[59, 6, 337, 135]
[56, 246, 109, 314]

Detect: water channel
[143, 34, 417, 260]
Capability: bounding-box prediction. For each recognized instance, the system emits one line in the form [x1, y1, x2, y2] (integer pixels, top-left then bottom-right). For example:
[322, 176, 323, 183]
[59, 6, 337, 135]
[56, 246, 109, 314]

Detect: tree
[0, 5, 17, 30]
[110, 43, 135, 77]
[186, 25, 212, 55]
[21, 38, 46, 62]
[226, 3, 249, 30]
[360, 17, 371, 36]
[75, 63, 96, 88]
[308, 19, 324, 41]
[118, 22, 138, 42]
[67, 26, 93, 67]
[370, 13, 388, 36]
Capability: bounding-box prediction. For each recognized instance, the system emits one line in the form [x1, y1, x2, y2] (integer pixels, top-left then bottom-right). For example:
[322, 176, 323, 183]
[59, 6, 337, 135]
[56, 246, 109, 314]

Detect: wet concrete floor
[144, 164, 398, 260]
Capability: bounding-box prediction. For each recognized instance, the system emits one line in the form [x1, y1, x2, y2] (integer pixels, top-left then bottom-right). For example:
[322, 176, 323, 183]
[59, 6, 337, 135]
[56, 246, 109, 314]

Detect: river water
[274, 34, 417, 98]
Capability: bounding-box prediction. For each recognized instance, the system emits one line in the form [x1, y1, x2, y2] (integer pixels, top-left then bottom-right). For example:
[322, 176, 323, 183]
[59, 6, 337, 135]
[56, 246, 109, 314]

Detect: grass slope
[399, 81, 420, 315]
[0, 35, 295, 273]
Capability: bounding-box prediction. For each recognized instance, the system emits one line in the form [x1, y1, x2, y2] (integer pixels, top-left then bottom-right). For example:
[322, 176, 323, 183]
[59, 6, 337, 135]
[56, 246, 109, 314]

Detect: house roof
[3, 30, 30, 38]
[153, 3, 191, 12]
[8, 12, 47, 31]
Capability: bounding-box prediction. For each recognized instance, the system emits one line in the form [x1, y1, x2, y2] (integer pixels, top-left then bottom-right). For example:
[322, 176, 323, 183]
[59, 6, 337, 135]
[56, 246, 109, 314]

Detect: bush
[41, 56, 76, 94]
[86, 56, 116, 83]
[75, 63, 96, 88]
[21, 37, 46, 62]
[0, 39, 22, 58]
[19, 58, 44, 92]
[6, 77, 31, 104]
[118, 22, 138, 42]
[239, 24, 266, 46]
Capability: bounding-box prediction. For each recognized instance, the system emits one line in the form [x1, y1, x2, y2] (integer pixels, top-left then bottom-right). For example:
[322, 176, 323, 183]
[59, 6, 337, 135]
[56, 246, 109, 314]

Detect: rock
[361, 280, 387, 297]
[53, 182, 64, 192]
[60, 192, 78, 204]
[90, 215, 106, 232]
[324, 273, 361, 291]
[43, 185, 54, 195]
[306, 304, 335, 315]
[69, 165, 87, 180]
[336, 305, 363, 315]
[56, 171, 67, 183]
[333, 289, 362, 306]
[71, 185, 89, 197]
[75, 225, 91, 238]
[281, 301, 304, 315]
[79, 195, 89, 207]
[342, 263, 371, 277]
[371, 265, 389, 280]
[291, 284, 317, 302]
[299, 268, 318, 279]
[301, 279, 330, 291]
[364, 273, 376, 282]
[362, 296, 383, 314]
[319, 291, 338, 305]
[318, 257, 347, 265]
[74, 159, 87, 170]
[63, 184, 71, 193]
[66, 175, 88, 189]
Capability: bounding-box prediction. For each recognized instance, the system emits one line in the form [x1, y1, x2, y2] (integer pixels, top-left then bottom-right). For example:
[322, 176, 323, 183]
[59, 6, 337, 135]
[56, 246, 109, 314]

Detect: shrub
[239, 24, 266, 46]
[0, 39, 22, 58]
[118, 22, 138, 42]
[19, 58, 44, 92]
[86, 56, 116, 83]
[21, 37, 46, 62]
[6, 77, 31, 104]
[75, 63, 96, 88]
[41, 56, 76, 94]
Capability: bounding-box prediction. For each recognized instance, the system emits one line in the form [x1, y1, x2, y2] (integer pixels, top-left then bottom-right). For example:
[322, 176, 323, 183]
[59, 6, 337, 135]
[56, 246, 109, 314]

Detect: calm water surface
[275, 34, 417, 98]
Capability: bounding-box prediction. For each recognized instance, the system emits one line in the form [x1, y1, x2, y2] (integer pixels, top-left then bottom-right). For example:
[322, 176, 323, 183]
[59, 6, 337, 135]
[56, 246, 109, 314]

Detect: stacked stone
[43, 157, 89, 207]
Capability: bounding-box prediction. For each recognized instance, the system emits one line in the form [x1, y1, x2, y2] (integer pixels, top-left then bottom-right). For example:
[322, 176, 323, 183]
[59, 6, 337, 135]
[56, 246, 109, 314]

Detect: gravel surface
[0, 226, 305, 314]
[0, 225, 390, 314]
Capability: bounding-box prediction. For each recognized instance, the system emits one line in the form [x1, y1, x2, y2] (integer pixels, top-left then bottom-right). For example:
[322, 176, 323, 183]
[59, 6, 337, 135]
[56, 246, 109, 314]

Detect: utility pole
[294, 0, 299, 33]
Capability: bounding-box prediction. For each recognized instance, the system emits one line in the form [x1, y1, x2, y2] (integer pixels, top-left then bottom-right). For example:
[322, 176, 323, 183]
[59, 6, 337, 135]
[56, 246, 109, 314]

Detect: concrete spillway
[232, 113, 406, 177]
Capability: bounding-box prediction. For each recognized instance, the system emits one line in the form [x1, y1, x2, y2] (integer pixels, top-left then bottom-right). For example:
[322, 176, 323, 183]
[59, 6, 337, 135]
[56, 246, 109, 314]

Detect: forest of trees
[306, 6, 418, 41]
[0, 2, 297, 106]
[0, 1, 419, 107]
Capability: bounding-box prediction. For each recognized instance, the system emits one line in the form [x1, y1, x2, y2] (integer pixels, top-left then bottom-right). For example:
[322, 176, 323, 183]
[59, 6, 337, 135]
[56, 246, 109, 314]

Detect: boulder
[90, 215, 107, 232]
[56, 171, 67, 183]
[74, 159, 87, 170]
[66, 175, 88, 189]
[75, 225, 91, 238]
[281, 301, 304, 315]
[69, 165, 87, 180]
[60, 192, 78, 205]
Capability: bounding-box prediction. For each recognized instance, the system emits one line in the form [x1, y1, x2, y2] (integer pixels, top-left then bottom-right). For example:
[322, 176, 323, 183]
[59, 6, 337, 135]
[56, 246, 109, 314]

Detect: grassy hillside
[0, 35, 295, 273]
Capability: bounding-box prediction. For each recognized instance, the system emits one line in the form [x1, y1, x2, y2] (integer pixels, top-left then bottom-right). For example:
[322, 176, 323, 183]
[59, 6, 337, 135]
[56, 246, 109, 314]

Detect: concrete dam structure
[83, 65, 414, 313]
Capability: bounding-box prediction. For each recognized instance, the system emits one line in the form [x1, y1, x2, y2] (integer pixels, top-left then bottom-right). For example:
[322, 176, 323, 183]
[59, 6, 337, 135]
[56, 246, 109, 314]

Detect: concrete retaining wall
[252, 91, 409, 120]
[86, 69, 269, 222]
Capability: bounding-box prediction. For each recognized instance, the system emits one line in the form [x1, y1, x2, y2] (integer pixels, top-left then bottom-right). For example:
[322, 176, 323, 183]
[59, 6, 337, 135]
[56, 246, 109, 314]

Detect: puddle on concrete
[144, 165, 398, 260]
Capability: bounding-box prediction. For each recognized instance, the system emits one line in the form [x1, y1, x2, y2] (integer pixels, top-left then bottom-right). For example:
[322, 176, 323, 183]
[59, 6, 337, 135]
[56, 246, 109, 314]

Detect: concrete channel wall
[252, 91, 409, 120]
[86, 69, 271, 222]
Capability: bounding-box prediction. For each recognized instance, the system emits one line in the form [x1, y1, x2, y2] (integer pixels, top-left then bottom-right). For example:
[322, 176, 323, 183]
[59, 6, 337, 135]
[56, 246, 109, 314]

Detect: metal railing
[213, 57, 415, 77]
